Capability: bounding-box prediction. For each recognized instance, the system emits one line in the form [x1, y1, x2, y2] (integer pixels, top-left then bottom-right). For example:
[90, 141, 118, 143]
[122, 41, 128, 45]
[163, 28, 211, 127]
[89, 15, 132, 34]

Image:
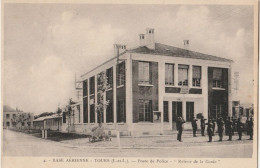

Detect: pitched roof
[33, 114, 61, 122]
[128, 43, 233, 63]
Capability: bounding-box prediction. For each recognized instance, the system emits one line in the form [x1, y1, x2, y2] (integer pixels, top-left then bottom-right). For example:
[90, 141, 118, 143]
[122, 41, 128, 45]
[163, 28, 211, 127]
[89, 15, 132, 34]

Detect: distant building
[73, 28, 233, 136]
[3, 105, 34, 129]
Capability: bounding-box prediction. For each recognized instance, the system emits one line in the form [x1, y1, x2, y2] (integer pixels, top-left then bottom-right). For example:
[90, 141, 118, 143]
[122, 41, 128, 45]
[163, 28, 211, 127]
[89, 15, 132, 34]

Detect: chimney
[139, 34, 145, 46]
[183, 40, 189, 50]
[114, 44, 127, 57]
[145, 28, 155, 49]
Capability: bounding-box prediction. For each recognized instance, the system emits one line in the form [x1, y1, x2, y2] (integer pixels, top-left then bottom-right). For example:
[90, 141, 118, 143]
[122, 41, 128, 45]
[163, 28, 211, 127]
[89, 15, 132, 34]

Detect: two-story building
[76, 28, 233, 136]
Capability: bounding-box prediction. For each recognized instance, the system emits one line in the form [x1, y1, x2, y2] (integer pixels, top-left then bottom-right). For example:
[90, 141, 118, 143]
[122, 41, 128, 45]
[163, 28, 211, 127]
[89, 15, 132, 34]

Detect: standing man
[217, 117, 225, 141]
[200, 115, 207, 136]
[227, 117, 233, 141]
[177, 117, 186, 142]
[237, 118, 243, 140]
[206, 119, 214, 142]
[247, 117, 254, 140]
[191, 117, 198, 137]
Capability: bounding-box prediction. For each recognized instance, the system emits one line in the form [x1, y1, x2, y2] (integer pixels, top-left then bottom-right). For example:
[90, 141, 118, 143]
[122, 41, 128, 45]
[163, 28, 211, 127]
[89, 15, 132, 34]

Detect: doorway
[172, 101, 182, 130]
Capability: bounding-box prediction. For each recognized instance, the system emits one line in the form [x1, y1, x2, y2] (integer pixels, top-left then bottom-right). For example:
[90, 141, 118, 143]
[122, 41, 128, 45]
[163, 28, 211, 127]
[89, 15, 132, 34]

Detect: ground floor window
[186, 102, 194, 122]
[6, 122, 10, 127]
[117, 100, 125, 123]
[90, 104, 95, 123]
[212, 104, 222, 119]
[163, 101, 169, 122]
[106, 100, 113, 123]
[138, 100, 152, 122]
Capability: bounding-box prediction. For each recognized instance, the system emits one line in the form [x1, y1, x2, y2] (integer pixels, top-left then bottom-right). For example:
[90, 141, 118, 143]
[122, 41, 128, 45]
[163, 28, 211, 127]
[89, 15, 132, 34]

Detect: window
[117, 62, 125, 86]
[83, 79, 88, 97]
[139, 62, 150, 84]
[90, 104, 95, 123]
[83, 97, 88, 123]
[77, 105, 80, 123]
[117, 100, 125, 123]
[212, 104, 222, 119]
[89, 76, 95, 95]
[192, 66, 201, 87]
[178, 65, 189, 86]
[213, 68, 223, 88]
[106, 67, 113, 89]
[138, 100, 152, 122]
[186, 102, 194, 122]
[165, 64, 174, 85]
[163, 101, 169, 122]
[6, 122, 10, 127]
[13, 114, 16, 118]
[6, 114, 9, 118]
[106, 100, 113, 123]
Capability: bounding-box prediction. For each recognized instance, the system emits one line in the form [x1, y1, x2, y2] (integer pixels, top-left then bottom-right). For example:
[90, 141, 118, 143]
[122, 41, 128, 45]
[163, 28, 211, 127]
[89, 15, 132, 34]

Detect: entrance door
[172, 101, 182, 130]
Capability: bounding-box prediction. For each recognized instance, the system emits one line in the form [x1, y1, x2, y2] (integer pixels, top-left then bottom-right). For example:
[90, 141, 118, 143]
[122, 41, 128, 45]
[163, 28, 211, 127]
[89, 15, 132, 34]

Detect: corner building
[79, 28, 233, 136]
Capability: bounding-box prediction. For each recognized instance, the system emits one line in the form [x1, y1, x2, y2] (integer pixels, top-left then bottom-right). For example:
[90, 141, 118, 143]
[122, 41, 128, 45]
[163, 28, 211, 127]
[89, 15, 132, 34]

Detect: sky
[3, 4, 254, 114]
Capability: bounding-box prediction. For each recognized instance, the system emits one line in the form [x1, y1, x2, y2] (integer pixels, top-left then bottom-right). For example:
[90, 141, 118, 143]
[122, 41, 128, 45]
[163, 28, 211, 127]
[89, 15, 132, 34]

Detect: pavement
[3, 129, 253, 157]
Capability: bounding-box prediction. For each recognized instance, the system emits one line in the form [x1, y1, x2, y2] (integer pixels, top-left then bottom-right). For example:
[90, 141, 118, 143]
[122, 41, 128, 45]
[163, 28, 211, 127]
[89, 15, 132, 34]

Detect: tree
[66, 98, 75, 133]
[13, 113, 32, 130]
[96, 71, 110, 127]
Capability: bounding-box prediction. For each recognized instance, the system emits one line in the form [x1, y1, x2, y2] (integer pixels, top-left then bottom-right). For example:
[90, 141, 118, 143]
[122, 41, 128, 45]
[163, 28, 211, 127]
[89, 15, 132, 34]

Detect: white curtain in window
[193, 66, 201, 78]
[213, 68, 222, 80]
[178, 68, 188, 82]
[165, 64, 174, 84]
[139, 62, 149, 83]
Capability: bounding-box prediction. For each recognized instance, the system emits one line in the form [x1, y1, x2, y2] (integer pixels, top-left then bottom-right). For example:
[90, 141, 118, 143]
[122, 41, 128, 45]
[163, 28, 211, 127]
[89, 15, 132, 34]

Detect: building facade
[76, 28, 233, 136]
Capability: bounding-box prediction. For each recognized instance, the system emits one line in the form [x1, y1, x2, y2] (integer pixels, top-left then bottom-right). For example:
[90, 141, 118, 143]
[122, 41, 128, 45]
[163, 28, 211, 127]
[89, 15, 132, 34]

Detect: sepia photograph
[1, 0, 258, 168]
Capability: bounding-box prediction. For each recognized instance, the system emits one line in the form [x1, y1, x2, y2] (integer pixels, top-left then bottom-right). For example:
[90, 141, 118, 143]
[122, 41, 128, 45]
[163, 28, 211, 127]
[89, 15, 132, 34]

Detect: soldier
[227, 117, 233, 141]
[232, 117, 236, 135]
[177, 117, 186, 142]
[200, 115, 207, 136]
[217, 117, 225, 141]
[247, 117, 253, 140]
[191, 117, 198, 137]
[237, 118, 243, 140]
[206, 119, 214, 142]
[224, 117, 229, 135]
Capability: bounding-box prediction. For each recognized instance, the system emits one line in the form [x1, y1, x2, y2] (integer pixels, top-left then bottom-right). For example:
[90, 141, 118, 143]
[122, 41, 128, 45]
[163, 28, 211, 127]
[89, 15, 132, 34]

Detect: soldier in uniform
[200, 115, 207, 136]
[232, 117, 236, 135]
[191, 117, 198, 137]
[206, 119, 214, 142]
[227, 117, 233, 141]
[247, 117, 253, 140]
[177, 117, 185, 142]
[237, 118, 243, 140]
[217, 117, 225, 141]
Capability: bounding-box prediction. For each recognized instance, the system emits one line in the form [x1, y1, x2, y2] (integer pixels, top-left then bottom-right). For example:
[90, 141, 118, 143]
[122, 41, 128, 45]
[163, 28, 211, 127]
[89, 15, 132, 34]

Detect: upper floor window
[192, 66, 201, 87]
[165, 63, 174, 85]
[139, 62, 150, 85]
[6, 114, 10, 118]
[117, 62, 125, 86]
[89, 76, 95, 95]
[83, 80, 88, 97]
[178, 65, 189, 86]
[106, 67, 113, 89]
[213, 68, 223, 88]
[13, 114, 16, 118]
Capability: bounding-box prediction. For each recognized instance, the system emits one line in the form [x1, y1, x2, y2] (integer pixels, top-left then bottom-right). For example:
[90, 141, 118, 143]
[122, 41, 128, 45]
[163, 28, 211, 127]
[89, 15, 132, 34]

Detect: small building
[33, 114, 62, 131]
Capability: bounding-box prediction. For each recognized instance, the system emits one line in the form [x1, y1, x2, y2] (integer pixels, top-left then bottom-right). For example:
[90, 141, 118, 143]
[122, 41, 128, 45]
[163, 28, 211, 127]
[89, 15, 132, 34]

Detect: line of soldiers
[176, 115, 254, 142]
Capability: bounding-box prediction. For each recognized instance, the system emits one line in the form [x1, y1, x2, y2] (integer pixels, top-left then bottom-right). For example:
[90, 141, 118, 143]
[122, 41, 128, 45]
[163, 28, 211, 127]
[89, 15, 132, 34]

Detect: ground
[3, 129, 253, 157]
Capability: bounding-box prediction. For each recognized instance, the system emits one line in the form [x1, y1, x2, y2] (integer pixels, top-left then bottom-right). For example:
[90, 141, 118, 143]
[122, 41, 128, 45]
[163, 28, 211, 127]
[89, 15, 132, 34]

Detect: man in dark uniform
[232, 117, 236, 135]
[224, 117, 229, 135]
[217, 117, 225, 141]
[227, 117, 233, 141]
[206, 119, 214, 142]
[237, 118, 243, 140]
[200, 115, 207, 136]
[247, 117, 253, 140]
[177, 117, 185, 142]
[191, 117, 198, 137]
